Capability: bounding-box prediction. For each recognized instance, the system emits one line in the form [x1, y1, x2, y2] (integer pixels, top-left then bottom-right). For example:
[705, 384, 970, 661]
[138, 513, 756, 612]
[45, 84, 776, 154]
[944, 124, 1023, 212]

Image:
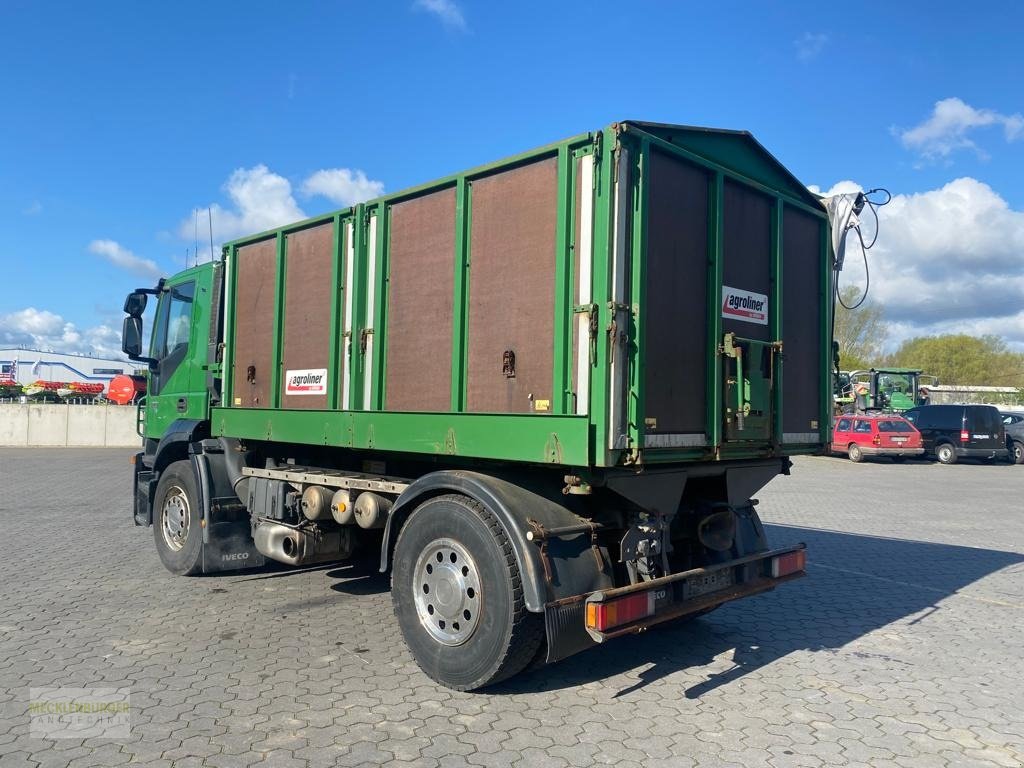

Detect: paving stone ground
[1, 447, 1022, 767]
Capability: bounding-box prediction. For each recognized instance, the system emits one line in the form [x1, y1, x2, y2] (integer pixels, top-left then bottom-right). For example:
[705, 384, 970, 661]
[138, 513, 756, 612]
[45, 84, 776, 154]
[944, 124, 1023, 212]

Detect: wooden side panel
[231, 238, 277, 408]
[466, 158, 558, 414]
[722, 180, 773, 343]
[643, 150, 710, 435]
[281, 223, 334, 410]
[782, 207, 823, 433]
[385, 188, 456, 411]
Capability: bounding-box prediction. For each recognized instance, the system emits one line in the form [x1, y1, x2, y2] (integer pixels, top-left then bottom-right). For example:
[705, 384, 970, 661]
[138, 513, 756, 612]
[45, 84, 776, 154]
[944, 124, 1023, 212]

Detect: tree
[832, 287, 887, 371]
[887, 334, 1024, 386]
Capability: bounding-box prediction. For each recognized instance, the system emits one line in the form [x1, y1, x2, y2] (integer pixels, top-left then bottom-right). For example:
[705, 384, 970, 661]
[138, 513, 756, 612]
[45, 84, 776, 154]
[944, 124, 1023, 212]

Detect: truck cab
[123, 263, 219, 440]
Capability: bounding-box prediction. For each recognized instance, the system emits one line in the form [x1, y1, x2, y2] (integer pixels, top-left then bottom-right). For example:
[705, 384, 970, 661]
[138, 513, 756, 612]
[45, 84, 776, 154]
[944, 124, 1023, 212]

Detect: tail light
[960, 430, 969, 442]
[771, 549, 806, 578]
[872, 434, 881, 446]
[586, 591, 655, 632]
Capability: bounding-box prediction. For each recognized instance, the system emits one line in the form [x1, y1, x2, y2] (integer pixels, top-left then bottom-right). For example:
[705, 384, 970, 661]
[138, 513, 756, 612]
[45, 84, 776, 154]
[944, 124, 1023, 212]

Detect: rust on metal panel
[467, 157, 558, 414]
[644, 149, 711, 434]
[385, 187, 456, 411]
[282, 223, 334, 410]
[722, 180, 772, 343]
[782, 206, 822, 432]
[231, 238, 277, 408]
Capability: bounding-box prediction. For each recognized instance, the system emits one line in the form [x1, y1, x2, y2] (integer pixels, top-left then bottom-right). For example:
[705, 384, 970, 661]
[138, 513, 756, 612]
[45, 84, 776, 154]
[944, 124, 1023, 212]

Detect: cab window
[154, 282, 195, 359]
[837, 418, 851, 432]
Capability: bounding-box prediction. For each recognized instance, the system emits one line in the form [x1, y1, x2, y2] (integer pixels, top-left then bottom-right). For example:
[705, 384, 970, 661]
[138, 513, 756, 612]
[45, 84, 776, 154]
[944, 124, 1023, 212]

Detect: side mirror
[122, 316, 143, 357]
[124, 291, 148, 317]
[122, 316, 157, 366]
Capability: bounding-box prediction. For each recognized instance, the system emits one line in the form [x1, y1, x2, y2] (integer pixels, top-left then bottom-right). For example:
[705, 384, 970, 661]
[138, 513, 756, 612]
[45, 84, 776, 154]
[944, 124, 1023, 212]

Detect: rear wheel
[1012, 441, 1024, 465]
[936, 443, 958, 465]
[152, 460, 203, 575]
[391, 494, 543, 691]
[848, 444, 864, 463]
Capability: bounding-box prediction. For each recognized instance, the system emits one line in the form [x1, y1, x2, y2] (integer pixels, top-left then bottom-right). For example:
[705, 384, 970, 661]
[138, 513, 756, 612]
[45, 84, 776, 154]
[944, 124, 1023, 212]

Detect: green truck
[123, 121, 829, 690]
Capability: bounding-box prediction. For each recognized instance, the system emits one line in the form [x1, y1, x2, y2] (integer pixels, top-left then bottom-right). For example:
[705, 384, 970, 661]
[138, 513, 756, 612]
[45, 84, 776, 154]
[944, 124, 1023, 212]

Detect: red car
[831, 414, 924, 462]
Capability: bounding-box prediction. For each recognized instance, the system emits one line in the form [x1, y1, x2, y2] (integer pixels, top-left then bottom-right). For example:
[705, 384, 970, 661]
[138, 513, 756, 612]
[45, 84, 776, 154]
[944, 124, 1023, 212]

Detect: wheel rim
[161, 485, 191, 552]
[1015, 444, 1023, 462]
[413, 538, 481, 647]
[939, 446, 951, 462]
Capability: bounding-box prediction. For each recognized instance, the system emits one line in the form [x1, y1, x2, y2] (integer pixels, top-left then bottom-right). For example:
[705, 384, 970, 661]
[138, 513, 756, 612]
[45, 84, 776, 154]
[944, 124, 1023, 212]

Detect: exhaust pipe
[253, 520, 353, 566]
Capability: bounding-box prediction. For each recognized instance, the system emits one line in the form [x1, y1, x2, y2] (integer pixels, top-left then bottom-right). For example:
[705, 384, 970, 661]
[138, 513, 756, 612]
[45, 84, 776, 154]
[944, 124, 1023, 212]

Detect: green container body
[210, 121, 832, 469]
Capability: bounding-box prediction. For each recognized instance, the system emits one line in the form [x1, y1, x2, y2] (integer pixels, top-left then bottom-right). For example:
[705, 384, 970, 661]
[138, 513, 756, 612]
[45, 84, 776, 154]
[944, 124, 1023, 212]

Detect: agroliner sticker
[721, 286, 769, 326]
[285, 368, 328, 396]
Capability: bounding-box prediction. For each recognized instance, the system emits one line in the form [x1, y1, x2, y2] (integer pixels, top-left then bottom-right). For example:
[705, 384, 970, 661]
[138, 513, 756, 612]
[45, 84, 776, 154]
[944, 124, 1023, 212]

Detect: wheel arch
[380, 470, 612, 613]
[137, 419, 209, 525]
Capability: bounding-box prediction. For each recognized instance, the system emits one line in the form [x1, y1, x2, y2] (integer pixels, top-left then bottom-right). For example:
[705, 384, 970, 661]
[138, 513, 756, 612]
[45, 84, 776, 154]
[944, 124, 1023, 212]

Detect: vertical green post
[350, 204, 367, 411]
[370, 204, 389, 410]
[705, 172, 725, 451]
[626, 139, 649, 460]
[326, 213, 343, 410]
[271, 231, 287, 409]
[771, 198, 784, 444]
[589, 129, 614, 465]
[451, 178, 470, 412]
[222, 245, 237, 407]
[552, 145, 573, 414]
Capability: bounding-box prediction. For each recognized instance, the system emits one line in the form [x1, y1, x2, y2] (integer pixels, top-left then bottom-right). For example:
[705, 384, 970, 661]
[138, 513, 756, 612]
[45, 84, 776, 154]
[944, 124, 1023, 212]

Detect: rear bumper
[954, 446, 1009, 460]
[860, 446, 924, 457]
[543, 544, 806, 662]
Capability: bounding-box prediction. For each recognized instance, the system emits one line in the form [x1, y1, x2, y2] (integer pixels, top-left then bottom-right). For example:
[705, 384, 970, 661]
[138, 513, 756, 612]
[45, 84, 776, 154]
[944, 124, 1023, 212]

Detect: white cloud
[896, 97, 1024, 161]
[818, 177, 1024, 351]
[88, 239, 163, 279]
[413, 0, 467, 30]
[795, 32, 827, 62]
[23, 201, 42, 216]
[180, 165, 306, 252]
[301, 168, 384, 207]
[180, 164, 384, 260]
[0, 307, 124, 358]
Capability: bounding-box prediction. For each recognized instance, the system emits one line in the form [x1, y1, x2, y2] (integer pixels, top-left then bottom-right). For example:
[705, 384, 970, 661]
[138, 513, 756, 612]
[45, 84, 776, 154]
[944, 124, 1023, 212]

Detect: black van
[903, 405, 1009, 464]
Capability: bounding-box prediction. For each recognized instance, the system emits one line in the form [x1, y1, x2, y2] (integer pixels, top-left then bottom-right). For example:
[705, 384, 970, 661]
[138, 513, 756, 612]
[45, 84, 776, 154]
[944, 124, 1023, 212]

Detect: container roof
[620, 121, 823, 209]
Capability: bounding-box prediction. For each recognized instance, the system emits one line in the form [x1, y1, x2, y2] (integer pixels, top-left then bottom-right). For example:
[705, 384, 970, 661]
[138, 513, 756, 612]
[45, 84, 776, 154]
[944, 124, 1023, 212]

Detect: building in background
[0, 348, 143, 389]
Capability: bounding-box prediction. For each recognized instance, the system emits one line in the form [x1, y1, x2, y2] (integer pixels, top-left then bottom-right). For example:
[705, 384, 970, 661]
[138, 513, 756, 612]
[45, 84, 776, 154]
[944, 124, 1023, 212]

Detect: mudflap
[544, 598, 595, 663]
[201, 515, 265, 574]
[190, 441, 265, 574]
[132, 452, 154, 526]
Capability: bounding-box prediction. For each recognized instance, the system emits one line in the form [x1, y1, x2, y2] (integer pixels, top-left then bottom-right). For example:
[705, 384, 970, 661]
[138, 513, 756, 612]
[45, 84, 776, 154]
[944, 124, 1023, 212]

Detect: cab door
[144, 272, 209, 439]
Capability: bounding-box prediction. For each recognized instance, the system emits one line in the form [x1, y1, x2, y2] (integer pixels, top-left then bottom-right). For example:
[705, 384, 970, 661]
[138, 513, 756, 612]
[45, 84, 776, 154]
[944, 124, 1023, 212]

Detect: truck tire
[936, 443, 957, 465]
[1012, 441, 1024, 465]
[152, 460, 203, 576]
[391, 494, 543, 691]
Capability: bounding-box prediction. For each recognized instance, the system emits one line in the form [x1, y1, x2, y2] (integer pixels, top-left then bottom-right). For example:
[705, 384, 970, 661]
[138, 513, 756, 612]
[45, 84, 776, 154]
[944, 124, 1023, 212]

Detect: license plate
[892, 437, 907, 443]
[684, 569, 734, 599]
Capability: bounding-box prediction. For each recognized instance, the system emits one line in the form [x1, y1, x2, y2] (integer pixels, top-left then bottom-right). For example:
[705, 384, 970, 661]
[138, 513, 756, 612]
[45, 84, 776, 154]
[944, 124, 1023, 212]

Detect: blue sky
[2, 0, 1022, 355]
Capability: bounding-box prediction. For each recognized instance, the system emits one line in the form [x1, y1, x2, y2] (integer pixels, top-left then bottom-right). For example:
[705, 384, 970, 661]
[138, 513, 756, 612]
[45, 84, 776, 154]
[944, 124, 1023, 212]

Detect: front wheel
[152, 460, 203, 575]
[936, 443, 958, 465]
[391, 494, 543, 691]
